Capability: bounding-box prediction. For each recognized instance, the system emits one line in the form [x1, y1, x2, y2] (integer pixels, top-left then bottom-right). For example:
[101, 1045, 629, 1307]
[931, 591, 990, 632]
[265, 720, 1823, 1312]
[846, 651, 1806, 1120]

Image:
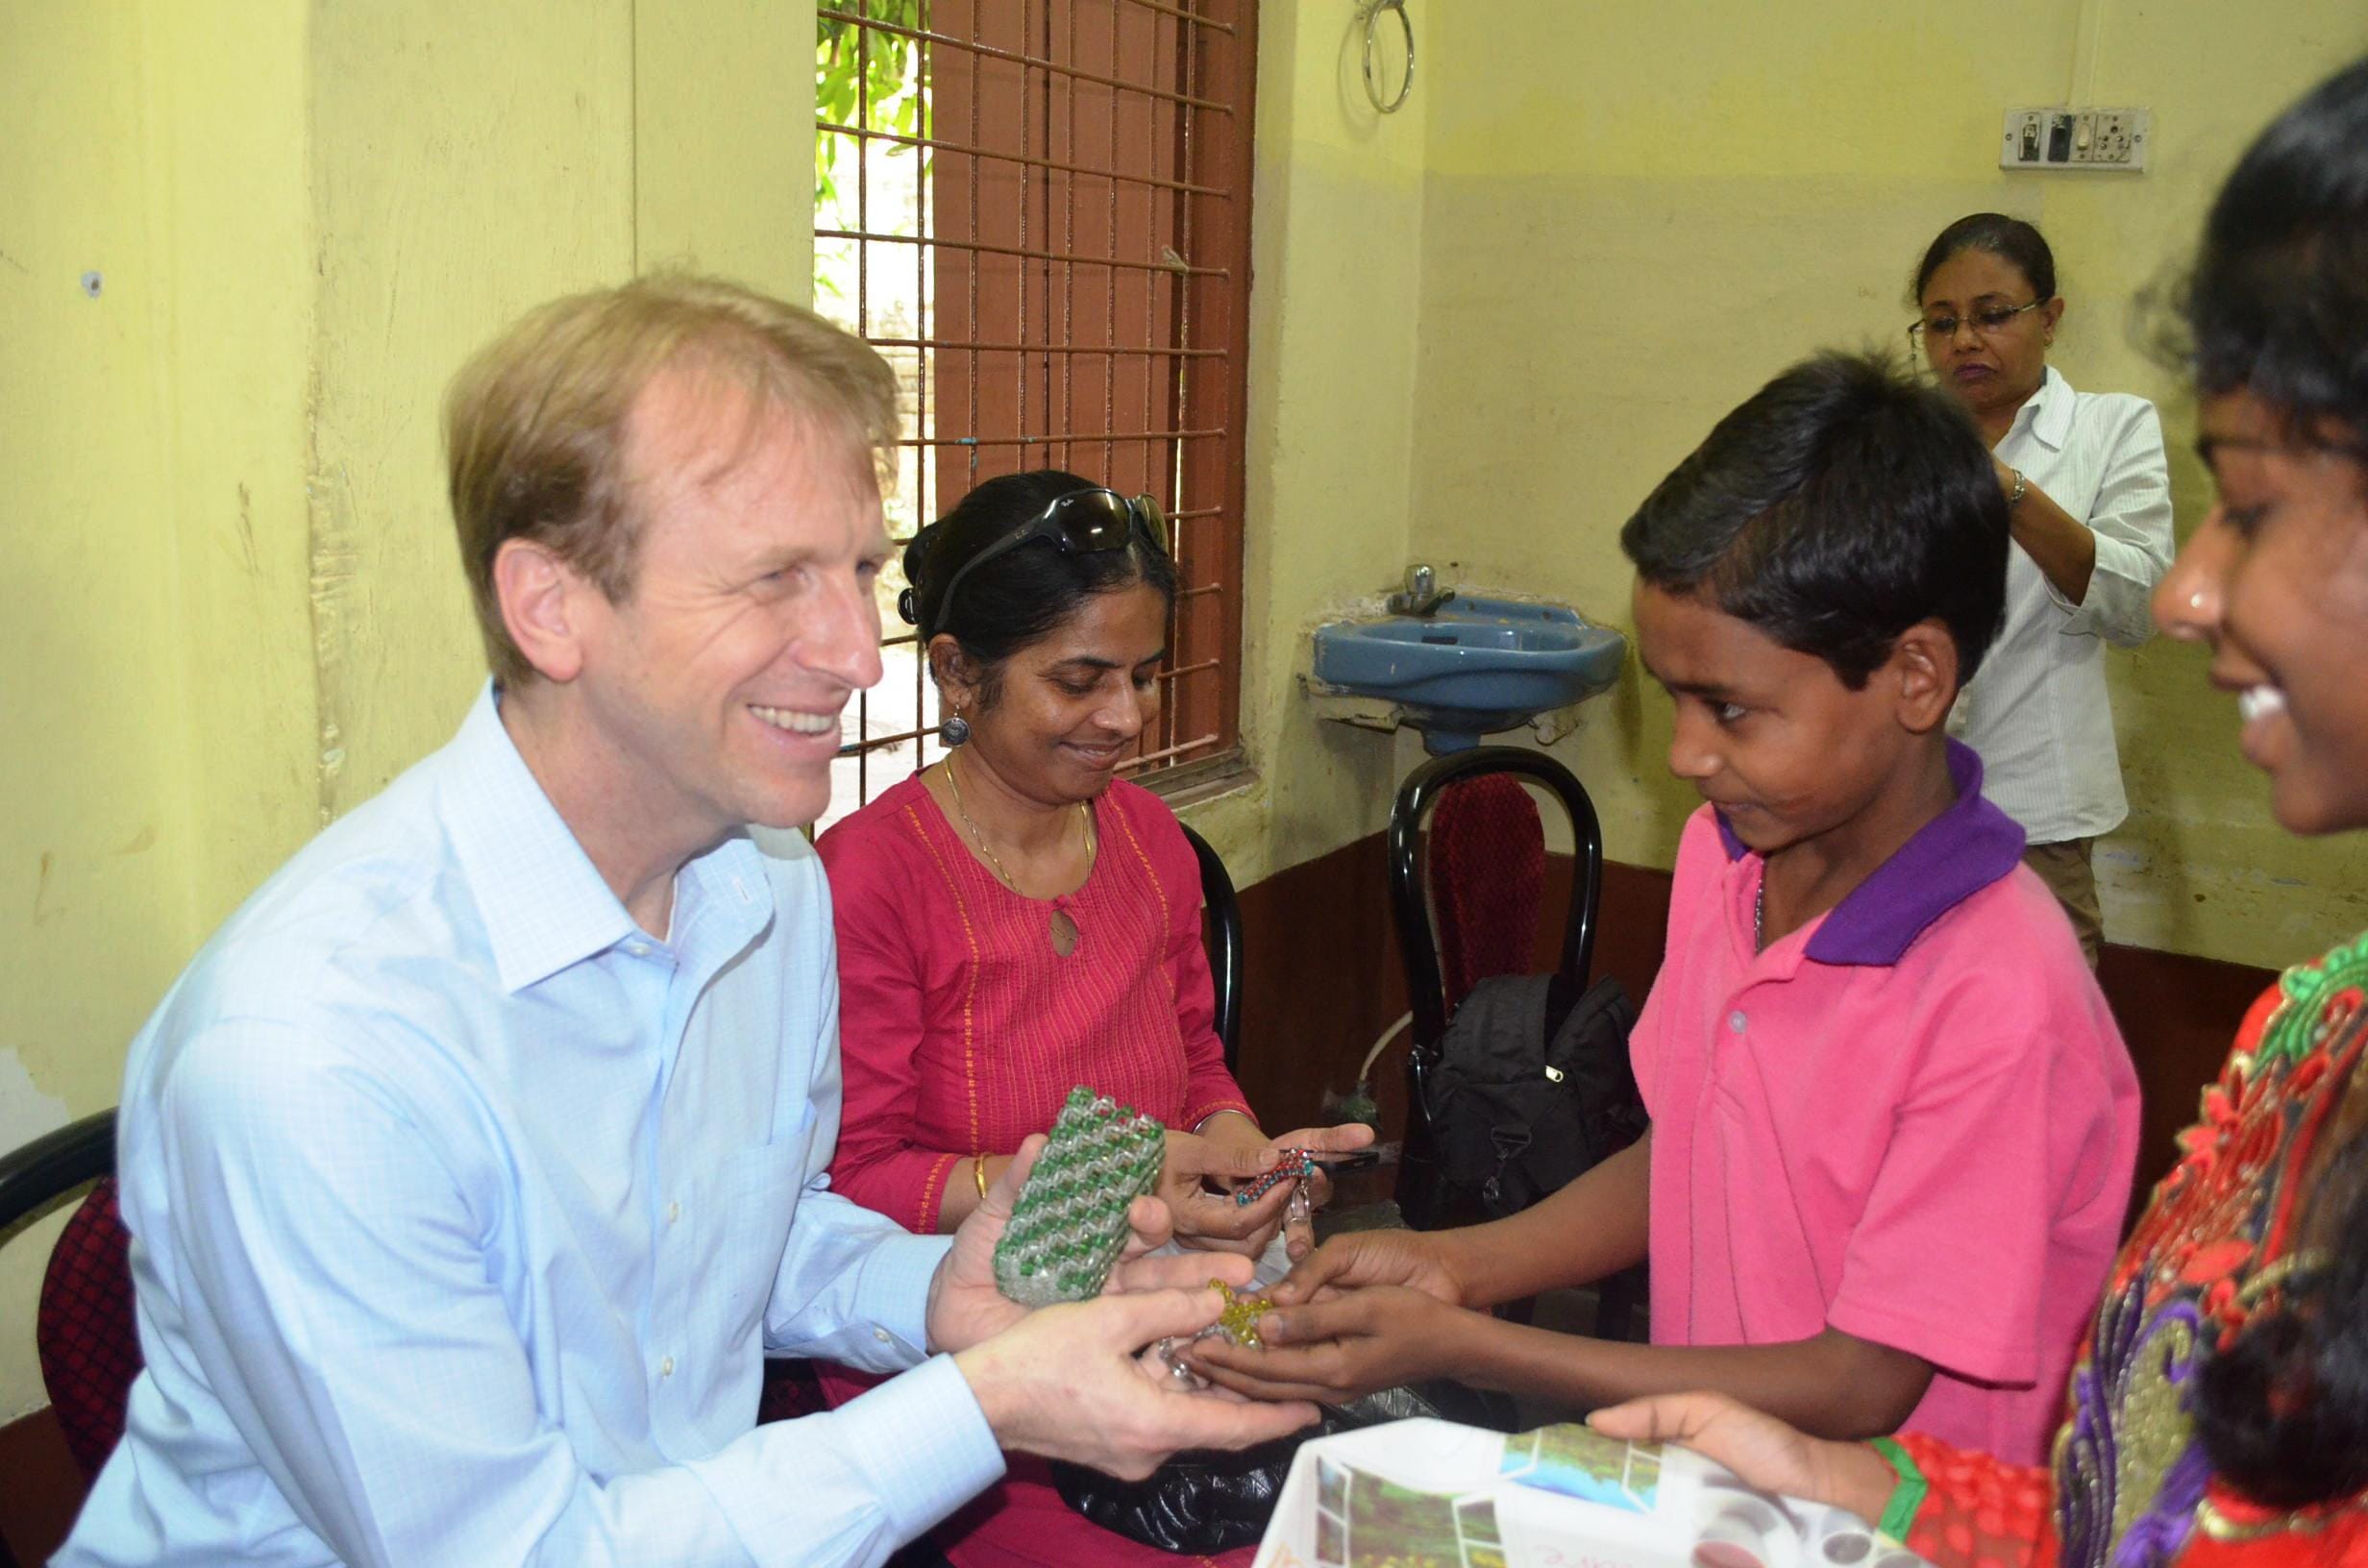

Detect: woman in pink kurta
[818, 471, 1362, 1566]
[822, 770, 1254, 1234]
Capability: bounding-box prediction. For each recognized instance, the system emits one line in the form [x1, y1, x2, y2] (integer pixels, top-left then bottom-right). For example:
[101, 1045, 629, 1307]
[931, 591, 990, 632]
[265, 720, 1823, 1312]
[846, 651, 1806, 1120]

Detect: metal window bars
[813, 0, 1251, 831]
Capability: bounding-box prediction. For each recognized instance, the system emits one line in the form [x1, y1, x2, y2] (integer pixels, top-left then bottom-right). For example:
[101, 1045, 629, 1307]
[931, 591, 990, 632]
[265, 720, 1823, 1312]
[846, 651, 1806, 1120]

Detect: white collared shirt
[1951, 366, 2175, 845]
[62, 685, 1001, 1568]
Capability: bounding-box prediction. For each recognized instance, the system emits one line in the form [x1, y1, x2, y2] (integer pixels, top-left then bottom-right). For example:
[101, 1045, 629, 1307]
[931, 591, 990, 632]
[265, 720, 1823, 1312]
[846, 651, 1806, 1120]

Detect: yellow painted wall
[1405, 1, 2368, 969]
[0, 0, 813, 1422]
[0, 0, 308, 1424]
[1177, 0, 1433, 883]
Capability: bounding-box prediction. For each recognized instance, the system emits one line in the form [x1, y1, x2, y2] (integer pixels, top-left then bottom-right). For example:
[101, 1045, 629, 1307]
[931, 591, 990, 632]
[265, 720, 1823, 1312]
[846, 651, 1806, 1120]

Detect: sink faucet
[1386, 564, 1455, 617]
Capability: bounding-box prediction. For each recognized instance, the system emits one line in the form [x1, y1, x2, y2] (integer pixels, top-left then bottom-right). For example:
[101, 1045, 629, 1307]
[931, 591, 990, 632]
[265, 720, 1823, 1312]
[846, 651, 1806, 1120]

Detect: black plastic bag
[1051, 1380, 1514, 1554]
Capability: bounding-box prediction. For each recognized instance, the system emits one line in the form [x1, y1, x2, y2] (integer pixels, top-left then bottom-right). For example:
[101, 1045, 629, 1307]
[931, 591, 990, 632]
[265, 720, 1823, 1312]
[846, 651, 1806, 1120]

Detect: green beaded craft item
[993, 1086, 1168, 1306]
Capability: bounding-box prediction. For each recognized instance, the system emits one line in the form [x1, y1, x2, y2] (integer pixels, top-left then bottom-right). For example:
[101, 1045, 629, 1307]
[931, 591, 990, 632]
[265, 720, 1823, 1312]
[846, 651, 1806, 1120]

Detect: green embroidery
[2258, 931, 2368, 1069]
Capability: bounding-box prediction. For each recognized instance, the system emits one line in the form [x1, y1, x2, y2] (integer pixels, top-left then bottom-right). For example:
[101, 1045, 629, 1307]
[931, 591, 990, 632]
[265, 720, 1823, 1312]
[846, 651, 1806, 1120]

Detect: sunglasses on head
[899, 486, 1165, 634]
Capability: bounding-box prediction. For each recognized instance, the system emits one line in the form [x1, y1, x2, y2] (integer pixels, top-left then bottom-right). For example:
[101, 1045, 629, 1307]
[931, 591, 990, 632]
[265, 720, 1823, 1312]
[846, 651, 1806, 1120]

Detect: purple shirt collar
[1714, 740, 2026, 967]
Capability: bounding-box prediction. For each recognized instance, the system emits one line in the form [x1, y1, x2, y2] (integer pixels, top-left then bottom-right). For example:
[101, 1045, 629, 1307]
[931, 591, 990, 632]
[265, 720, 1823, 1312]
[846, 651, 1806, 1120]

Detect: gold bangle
[973, 1155, 990, 1199]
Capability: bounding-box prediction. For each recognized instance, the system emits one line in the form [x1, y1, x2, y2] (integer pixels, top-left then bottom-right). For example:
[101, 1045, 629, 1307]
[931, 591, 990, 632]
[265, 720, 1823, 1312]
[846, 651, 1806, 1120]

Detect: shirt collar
[1714, 739, 2026, 967]
[438, 683, 638, 992]
[2016, 363, 2075, 453]
[437, 682, 775, 992]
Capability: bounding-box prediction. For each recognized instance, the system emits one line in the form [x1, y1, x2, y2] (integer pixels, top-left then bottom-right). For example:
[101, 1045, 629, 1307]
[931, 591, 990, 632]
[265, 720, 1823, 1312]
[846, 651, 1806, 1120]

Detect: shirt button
[666, 1201, 681, 1227]
[627, 942, 650, 958]
[1729, 1011, 1748, 1034]
[874, 1328, 894, 1345]
[660, 1356, 676, 1378]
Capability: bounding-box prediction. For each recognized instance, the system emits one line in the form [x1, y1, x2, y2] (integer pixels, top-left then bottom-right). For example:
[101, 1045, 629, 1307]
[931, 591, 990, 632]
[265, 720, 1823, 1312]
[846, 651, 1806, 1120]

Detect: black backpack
[1414, 970, 1647, 1225]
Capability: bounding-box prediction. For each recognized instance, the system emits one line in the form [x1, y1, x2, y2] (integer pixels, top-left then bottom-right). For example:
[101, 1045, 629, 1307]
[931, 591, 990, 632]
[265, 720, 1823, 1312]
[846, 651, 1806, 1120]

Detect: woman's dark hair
[2177, 56, 2368, 463]
[1619, 351, 2007, 690]
[2185, 59, 2368, 1510]
[1912, 212, 2058, 304]
[903, 469, 1177, 707]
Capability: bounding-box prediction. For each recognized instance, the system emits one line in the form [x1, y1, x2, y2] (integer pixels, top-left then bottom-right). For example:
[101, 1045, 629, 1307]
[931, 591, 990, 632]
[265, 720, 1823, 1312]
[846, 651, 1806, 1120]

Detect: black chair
[1, 1108, 120, 1568]
[1385, 747, 1642, 1340]
[1177, 821, 1245, 1072]
[1389, 747, 1602, 1194]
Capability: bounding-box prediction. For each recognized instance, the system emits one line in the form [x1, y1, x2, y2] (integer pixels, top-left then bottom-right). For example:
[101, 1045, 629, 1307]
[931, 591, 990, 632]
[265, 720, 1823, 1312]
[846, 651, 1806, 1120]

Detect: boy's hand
[1269, 1229, 1466, 1309]
[1587, 1393, 1896, 1527]
[1180, 1285, 1465, 1404]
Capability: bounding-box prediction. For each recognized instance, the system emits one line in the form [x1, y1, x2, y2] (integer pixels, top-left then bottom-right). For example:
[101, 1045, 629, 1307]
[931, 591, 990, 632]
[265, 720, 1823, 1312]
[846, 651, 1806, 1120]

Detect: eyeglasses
[1909, 299, 2047, 348]
[899, 486, 1165, 633]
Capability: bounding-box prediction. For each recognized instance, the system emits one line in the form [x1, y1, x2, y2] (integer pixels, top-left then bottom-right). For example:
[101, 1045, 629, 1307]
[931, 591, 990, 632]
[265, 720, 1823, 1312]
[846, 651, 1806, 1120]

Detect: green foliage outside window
[817, 2, 930, 211]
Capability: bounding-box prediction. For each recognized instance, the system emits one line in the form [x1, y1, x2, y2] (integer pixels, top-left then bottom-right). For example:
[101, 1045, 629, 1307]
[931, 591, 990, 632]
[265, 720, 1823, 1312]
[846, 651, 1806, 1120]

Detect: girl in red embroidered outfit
[1590, 58, 2368, 1567]
[817, 471, 1368, 1568]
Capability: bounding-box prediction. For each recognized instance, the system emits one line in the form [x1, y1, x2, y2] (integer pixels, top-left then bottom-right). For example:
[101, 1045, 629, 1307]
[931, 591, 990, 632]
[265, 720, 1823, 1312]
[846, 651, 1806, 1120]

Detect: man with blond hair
[58, 277, 1311, 1568]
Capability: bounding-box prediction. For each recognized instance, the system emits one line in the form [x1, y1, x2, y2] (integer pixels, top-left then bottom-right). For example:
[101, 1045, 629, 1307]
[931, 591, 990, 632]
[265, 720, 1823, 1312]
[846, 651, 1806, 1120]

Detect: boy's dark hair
[904, 469, 1178, 710]
[1618, 352, 2009, 690]
[1913, 212, 2059, 304]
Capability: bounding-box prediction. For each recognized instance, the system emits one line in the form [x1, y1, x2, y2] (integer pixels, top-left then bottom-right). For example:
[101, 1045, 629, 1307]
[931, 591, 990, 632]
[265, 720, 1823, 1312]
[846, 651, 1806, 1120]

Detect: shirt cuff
[693, 1353, 1004, 1566]
[853, 1229, 954, 1357]
[831, 1353, 1006, 1541]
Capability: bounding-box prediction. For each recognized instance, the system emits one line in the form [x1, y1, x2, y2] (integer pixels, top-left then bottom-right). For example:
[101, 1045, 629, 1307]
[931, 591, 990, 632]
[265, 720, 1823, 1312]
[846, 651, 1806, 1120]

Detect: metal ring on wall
[1361, 0, 1414, 114]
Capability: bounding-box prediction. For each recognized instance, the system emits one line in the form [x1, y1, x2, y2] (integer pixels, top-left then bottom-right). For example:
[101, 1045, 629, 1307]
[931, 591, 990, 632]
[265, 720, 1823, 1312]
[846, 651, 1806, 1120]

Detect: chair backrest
[1388, 747, 1603, 1062]
[1429, 772, 1547, 1011]
[1386, 747, 1604, 1215]
[0, 1108, 137, 1521]
[1176, 821, 1244, 1072]
[38, 1177, 139, 1479]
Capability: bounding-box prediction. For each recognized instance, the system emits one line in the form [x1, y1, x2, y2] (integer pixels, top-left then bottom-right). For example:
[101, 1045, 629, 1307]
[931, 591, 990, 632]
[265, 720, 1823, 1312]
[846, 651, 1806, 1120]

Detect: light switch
[2001, 107, 2149, 172]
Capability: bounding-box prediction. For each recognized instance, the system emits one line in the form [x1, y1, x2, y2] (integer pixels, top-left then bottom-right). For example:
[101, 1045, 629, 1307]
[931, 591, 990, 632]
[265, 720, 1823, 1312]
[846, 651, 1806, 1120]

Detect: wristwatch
[2007, 468, 2030, 508]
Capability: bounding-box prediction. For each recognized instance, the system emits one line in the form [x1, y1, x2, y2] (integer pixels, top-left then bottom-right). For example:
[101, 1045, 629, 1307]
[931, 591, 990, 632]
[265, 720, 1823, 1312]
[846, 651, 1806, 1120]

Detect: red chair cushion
[37, 1176, 141, 1479]
[1430, 773, 1546, 1014]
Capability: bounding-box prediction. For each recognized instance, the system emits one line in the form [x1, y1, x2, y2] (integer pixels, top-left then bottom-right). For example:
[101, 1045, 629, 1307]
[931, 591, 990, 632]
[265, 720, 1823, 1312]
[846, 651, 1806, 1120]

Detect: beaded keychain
[1156, 1278, 1278, 1387]
[1234, 1147, 1321, 1207]
[1205, 1278, 1278, 1348]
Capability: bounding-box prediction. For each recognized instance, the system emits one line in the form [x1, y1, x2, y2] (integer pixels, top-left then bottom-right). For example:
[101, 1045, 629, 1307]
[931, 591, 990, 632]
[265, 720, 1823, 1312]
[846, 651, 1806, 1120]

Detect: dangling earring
[940, 712, 971, 747]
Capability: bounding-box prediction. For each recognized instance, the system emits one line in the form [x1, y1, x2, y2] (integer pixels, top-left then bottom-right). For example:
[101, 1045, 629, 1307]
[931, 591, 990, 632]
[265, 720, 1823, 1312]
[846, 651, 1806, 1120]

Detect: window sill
[1139, 747, 1255, 811]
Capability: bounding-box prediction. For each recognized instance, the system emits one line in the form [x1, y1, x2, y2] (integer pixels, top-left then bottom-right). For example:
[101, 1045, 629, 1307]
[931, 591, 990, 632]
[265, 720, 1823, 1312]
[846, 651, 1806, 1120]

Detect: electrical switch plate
[2001, 107, 2149, 171]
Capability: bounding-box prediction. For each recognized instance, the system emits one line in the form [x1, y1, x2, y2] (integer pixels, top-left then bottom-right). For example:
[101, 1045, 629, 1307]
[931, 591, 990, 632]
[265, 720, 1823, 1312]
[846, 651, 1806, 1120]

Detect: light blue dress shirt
[58, 687, 1004, 1568]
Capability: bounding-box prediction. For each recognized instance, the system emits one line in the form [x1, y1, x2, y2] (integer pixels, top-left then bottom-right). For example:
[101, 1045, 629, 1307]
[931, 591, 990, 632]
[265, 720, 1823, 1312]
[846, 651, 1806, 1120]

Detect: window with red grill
[815, 0, 1254, 830]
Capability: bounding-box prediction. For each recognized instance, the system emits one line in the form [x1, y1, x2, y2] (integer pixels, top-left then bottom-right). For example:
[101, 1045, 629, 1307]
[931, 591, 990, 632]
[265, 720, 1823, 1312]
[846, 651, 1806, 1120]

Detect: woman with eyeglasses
[1589, 60, 2368, 1565]
[812, 470, 1366, 1568]
[1912, 213, 2176, 963]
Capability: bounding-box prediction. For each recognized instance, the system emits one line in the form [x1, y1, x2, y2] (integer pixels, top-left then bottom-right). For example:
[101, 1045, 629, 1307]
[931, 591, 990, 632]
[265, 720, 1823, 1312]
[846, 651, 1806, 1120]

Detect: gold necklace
[944, 750, 1097, 957]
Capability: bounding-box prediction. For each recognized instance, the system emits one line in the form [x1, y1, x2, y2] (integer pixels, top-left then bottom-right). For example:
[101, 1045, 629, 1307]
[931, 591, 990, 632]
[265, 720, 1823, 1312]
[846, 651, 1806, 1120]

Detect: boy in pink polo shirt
[1187, 353, 2139, 1466]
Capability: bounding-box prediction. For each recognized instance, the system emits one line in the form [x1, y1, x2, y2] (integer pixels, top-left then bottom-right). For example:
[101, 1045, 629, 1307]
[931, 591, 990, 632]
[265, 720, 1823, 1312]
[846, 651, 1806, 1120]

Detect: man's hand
[1181, 1285, 1468, 1405]
[954, 1287, 1320, 1478]
[1267, 1228, 1467, 1310]
[1587, 1393, 1896, 1527]
[928, 1136, 1197, 1353]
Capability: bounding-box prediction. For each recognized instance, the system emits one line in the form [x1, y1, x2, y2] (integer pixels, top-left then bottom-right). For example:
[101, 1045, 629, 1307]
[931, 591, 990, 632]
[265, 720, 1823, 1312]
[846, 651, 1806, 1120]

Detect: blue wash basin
[1309, 597, 1627, 753]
